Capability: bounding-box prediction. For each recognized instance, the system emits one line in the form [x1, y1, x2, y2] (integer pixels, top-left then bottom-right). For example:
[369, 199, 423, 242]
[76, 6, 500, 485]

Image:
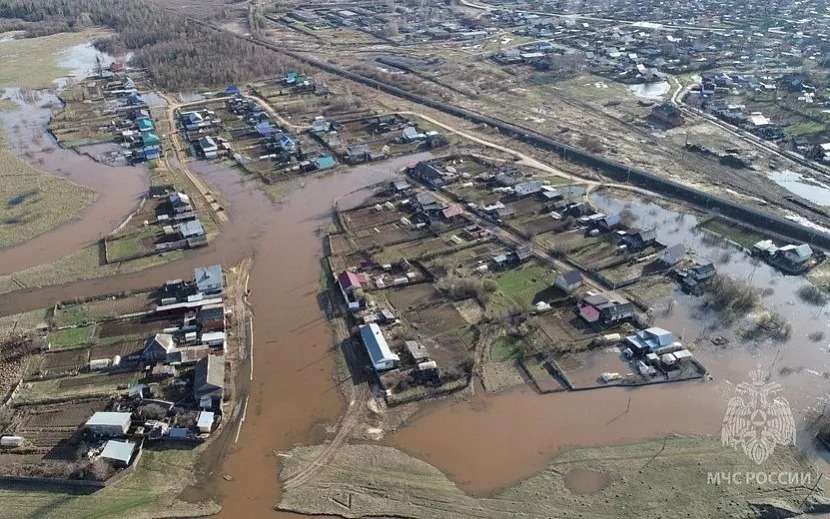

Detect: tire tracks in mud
[281, 318, 371, 491]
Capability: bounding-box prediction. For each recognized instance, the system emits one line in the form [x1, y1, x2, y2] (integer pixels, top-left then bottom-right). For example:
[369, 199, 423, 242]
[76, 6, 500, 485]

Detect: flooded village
[3, 3, 830, 519]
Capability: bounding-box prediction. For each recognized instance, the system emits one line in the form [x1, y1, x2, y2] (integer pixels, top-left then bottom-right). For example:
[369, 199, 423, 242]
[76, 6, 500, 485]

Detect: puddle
[564, 468, 611, 494]
[770, 170, 830, 206]
[629, 81, 670, 100]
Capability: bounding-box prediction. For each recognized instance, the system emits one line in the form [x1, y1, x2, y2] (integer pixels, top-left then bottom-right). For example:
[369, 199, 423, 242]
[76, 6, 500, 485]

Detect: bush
[704, 275, 758, 321]
[797, 285, 827, 306]
[437, 276, 496, 304]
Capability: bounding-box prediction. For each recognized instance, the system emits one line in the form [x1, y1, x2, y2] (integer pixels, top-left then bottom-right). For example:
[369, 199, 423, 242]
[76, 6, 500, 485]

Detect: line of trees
[0, 0, 298, 90]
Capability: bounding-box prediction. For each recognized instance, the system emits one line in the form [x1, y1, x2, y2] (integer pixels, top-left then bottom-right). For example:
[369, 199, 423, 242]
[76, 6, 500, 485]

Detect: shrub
[797, 285, 827, 306]
[704, 275, 758, 321]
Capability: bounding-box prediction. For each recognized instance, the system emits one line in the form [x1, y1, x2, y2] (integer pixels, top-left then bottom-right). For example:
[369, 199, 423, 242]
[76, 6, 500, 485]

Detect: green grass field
[0, 132, 97, 248]
[490, 335, 522, 362]
[490, 262, 556, 315]
[697, 216, 768, 249]
[47, 325, 95, 349]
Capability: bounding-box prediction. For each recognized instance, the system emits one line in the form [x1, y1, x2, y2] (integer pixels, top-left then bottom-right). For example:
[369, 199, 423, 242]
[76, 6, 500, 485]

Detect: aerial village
[326, 151, 823, 403]
[0, 265, 233, 484]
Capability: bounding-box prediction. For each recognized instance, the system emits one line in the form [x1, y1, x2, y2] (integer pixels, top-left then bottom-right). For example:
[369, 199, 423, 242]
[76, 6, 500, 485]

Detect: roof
[195, 265, 223, 292]
[256, 122, 276, 136]
[782, 243, 813, 261]
[194, 354, 225, 395]
[405, 340, 429, 360]
[197, 411, 214, 429]
[415, 192, 438, 207]
[198, 136, 217, 150]
[359, 323, 400, 368]
[202, 331, 226, 343]
[143, 132, 161, 146]
[660, 243, 686, 264]
[441, 204, 463, 219]
[514, 180, 543, 197]
[145, 333, 175, 353]
[136, 118, 154, 131]
[179, 219, 205, 238]
[86, 412, 132, 428]
[100, 440, 135, 464]
[314, 156, 336, 169]
[558, 270, 584, 286]
[338, 271, 364, 291]
[169, 192, 191, 207]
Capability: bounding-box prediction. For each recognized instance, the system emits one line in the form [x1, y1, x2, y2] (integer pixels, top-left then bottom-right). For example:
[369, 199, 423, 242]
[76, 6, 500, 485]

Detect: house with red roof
[337, 271, 367, 311]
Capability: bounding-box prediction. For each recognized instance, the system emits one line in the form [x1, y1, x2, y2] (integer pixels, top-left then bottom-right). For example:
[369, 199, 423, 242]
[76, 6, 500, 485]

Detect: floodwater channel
[0, 89, 148, 274]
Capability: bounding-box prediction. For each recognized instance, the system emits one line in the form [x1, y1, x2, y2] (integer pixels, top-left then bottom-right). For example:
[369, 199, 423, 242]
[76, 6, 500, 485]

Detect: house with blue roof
[359, 323, 400, 372]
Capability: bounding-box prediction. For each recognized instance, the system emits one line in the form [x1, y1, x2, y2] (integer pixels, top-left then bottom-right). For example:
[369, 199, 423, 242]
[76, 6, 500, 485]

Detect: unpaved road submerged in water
[0, 90, 147, 274]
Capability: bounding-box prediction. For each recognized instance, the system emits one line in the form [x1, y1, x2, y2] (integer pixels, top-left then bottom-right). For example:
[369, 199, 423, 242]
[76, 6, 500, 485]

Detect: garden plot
[352, 222, 432, 249]
[35, 348, 91, 375]
[97, 316, 180, 339]
[446, 183, 500, 205]
[375, 235, 464, 264]
[55, 292, 155, 326]
[327, 233, 354, 255]
[340, 205, 408, 232]
[515, 214, 562, 236]
[89, 339, 145, 361]
[424, 242, 509, 277]
[503, 197, 544, 218]
[14, 371, 142, 405]
[534, 311, 598, 345]
[386, 284, 442, 311]
[407, 302, 469, 336]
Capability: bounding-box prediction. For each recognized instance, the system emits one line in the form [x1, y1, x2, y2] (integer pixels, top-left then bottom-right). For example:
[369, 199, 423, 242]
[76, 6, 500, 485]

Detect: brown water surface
[564, 468, 611, 494]
[0, 89, 147, 273]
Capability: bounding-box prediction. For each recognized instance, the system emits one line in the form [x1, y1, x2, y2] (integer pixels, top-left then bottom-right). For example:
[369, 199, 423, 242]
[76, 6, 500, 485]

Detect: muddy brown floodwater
[392, 191, 830, 496]
[0, 148, 432, 517]
[0, 89, 148, 274]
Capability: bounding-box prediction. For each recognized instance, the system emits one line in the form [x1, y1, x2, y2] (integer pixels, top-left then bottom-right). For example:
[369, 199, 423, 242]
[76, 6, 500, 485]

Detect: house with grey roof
[195, 265, 223, 294]
[143, 333, 175, 362]
[194, 354, 225, 408]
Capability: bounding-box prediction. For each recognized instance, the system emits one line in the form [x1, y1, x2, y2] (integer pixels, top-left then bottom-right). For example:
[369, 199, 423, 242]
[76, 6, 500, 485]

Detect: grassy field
[0, 132, 97, 248]
[490, 335, 521, 362]
[46, 325, 95, 349]
[0, 30, 109, 89]
[278, 438, 820, 519]
[697, 216, 768, 249]
[0, 245, 185, 296]
[490, 262, 556, 315]
[0, 447, 218, 519]
[0, 309, 46, 336]
[14, 371, 142, 405]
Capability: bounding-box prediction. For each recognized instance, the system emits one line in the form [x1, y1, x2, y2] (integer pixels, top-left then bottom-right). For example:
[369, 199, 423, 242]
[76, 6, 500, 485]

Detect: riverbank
[277, 437, 825, 518]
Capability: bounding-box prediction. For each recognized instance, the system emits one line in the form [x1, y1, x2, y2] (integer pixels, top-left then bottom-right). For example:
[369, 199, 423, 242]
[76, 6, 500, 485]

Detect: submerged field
[278, 437, 822, 518]
[0, 132, 97, 248]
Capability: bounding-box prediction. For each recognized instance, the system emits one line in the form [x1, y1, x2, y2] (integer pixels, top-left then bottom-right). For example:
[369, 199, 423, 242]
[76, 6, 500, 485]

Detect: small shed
[197, 411, 215, 433]
[405, 340, 429, 362]
[86, 412, 132, 437]
[100, 440, 136, 467]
